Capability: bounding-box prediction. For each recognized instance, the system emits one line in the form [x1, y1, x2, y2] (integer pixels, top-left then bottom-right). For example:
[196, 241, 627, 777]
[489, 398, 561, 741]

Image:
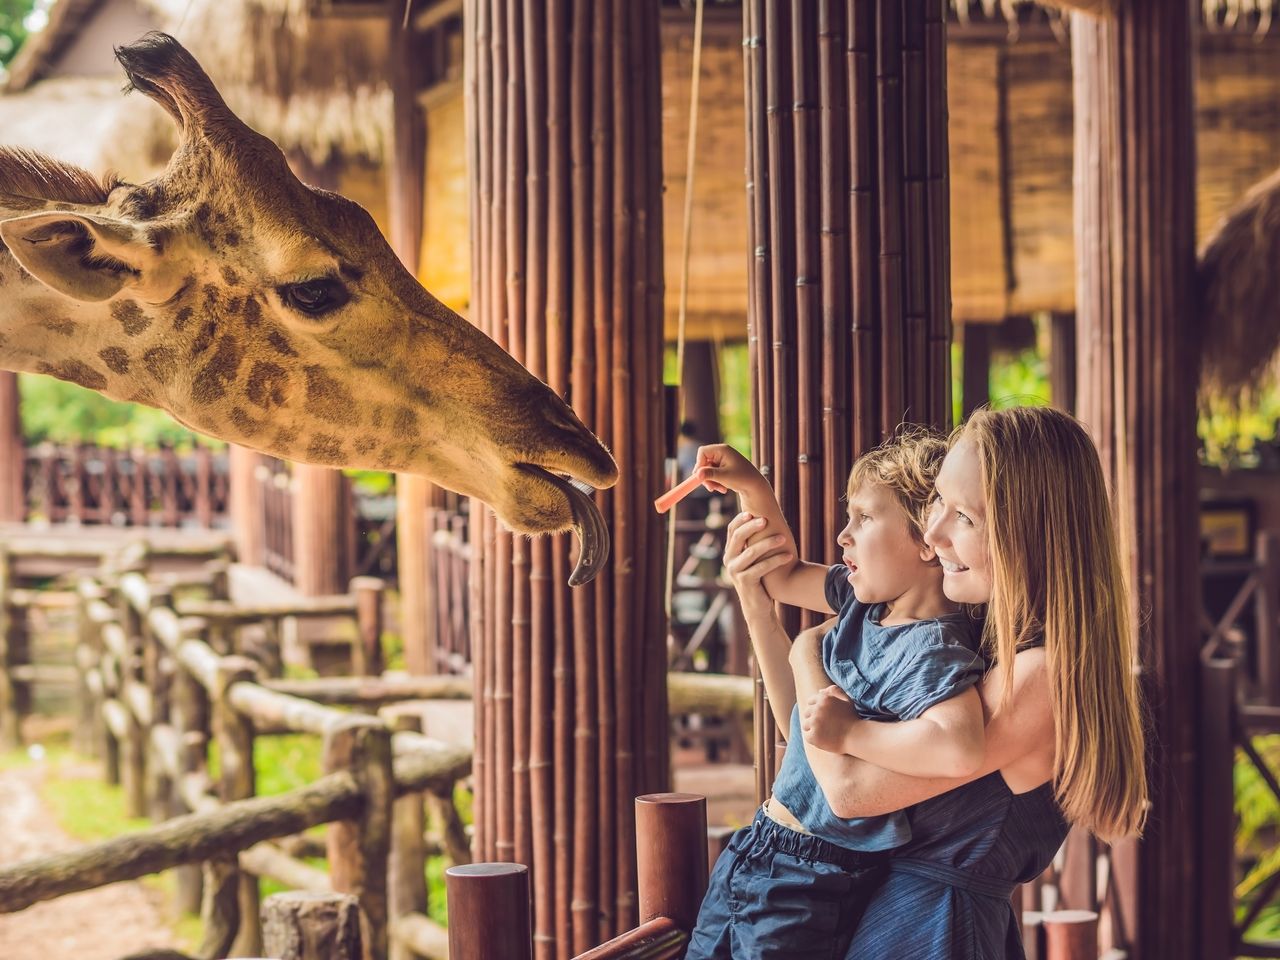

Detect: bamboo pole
[743, 0, 952, 801]
[468, 0, 666, 950]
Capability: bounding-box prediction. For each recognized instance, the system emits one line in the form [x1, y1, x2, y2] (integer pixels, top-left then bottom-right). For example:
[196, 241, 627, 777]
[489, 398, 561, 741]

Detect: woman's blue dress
[844, 772, 1069, 958]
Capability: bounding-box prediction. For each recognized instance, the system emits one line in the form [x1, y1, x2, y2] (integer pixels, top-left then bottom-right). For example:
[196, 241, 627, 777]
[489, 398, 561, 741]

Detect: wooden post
[1199, 658, 1235, 960]
[263, 891, 364, 960]
[173, 617, 211, 917]
[228, 445, 266, 568]
[634, 794, 708, 933]
[292, 465, 351, 597]
[0, 372, 23, 523]
[1072, 3, 1199, 957]
[468, 0, 669, 951]
[388, 715, 429, 960]
[445, 863, 532, 960]
[1041, 910, 1098, 960]
[0, 545, 18, 750]
[324, 716, 394, 960]
[351, 577, 386, 677]
[1257, 531, 1280, 706]
[1048, 312, 1076, 413]
[395, 475, 435, 675]
[213, 655, 261, 956]
[961, 323, 991, 417]
[680, 342, 722, 445]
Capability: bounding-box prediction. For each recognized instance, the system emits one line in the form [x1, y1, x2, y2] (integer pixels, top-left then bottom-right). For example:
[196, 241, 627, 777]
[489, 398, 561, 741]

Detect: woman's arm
[790, 636, 1053, 818]
[745, 609, 800, 735]
[801, 685, 986, 779]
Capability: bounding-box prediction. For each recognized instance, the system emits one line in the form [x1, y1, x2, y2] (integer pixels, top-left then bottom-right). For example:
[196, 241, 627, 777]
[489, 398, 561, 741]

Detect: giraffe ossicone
[0, 32, 617, 585]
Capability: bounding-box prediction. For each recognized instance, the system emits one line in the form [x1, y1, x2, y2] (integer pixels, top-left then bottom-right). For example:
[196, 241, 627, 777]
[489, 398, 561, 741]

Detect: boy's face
[836, 482, 939, 604]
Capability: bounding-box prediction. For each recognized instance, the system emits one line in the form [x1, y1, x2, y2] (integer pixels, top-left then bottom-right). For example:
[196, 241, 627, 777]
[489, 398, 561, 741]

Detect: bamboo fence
[466, 1, 668, 954]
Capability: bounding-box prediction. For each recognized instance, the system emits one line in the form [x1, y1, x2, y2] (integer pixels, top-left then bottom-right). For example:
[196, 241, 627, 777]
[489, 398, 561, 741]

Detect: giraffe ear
[0, 211, 150, 302]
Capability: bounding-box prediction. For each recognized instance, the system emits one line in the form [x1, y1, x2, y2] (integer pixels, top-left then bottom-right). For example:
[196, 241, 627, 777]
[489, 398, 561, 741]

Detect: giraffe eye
[280, 277, 349, 316]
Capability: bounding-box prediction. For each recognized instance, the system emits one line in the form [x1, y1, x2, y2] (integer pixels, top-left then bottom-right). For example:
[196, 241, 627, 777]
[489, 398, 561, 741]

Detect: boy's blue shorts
[685, 806, 890, 960]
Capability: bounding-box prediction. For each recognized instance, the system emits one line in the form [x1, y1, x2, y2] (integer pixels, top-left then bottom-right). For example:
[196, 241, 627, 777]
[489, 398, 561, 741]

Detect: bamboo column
[743, 0, 953, 796]
[466, 1, 668, 955]
[1071, 4, 1200, 959]
[0, 372, 22, 523]
[292, 466, 351, 596]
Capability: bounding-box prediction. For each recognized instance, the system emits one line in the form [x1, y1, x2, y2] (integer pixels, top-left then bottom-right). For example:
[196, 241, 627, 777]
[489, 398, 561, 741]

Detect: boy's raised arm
[696, 444, 833, 613]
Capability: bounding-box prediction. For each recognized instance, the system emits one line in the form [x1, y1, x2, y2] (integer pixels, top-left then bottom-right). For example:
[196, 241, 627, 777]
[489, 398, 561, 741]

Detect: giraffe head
[0, 34, 616, 585]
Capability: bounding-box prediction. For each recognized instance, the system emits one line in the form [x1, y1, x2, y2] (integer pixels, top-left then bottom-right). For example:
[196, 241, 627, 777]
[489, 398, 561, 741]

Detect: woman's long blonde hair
[961, 406, 1147, 841]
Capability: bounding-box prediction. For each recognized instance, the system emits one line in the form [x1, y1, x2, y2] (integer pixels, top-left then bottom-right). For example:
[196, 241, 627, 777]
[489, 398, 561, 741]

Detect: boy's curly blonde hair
[847, 425, 948, 540]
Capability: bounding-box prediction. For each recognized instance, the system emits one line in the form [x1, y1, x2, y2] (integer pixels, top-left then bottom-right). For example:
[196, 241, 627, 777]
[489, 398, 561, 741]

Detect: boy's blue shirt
[771, 563, 985, 852]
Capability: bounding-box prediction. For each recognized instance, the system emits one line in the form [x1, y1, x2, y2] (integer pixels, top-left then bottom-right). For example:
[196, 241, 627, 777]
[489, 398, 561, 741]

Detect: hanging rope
[665, 0, 707, 626]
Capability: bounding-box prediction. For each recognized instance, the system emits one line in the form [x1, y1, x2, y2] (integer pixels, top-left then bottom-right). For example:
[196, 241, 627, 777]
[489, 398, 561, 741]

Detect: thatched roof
[1197, 167, 1280, 405]
[3, 0, 390, 169]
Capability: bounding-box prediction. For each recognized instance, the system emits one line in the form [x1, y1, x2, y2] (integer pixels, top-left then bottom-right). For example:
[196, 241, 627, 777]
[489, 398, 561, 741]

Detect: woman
[726, 406, 1147, 958]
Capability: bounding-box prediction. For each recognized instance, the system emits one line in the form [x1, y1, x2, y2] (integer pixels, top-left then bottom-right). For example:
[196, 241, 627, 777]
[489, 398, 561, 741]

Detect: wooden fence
[0, 537, 761, 959]
[24, 443, 230, 529]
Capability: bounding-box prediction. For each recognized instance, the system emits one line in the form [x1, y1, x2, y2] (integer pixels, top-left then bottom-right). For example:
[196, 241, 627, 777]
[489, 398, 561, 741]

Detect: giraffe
[0, 33, 615, 585]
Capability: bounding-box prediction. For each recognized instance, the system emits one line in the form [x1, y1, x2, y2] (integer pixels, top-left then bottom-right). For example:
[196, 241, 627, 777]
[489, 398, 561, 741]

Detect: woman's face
[924, 439, 993, 604]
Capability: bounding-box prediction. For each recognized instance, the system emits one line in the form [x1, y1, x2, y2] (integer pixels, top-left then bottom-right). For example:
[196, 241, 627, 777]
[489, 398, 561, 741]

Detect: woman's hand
[722, 511, 791, 621]
[695, 444, 768, 496]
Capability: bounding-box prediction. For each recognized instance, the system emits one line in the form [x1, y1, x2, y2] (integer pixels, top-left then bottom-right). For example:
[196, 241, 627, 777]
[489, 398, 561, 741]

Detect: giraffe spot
[243, 296, 263, 327]
[191, 336, 242, 404]
[0, 332, 7, 349]
[229, 407, 264, 437]
[393, 406, 419, 440]
[202, 284, 220, 313]
[224, 230, 242, 247]
[221, 266, 241, 286]
[194, 203, 214, 234]
[246, 361, 289, 409]
[375, 451, 395, 470]
[307, 434, 346, 465]
[272, 425, 300, 449]
[98, 347, 130, 375]
[36, 360, 106, 391]
[111, 300, 150, 336]
[190, 320, 217, 357]
[370, 406, 385, 430]
[143, 346, 179, 383]
[173, 307, 195, 332]
[267, 331, 297, 357]
[39, 317, 77, 337]
[354, 436, 377, 456]
[303, 366, 357, 425]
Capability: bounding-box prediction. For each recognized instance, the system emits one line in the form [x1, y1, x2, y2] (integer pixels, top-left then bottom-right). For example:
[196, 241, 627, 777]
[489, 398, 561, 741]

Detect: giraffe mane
[0, 147, 122, 211]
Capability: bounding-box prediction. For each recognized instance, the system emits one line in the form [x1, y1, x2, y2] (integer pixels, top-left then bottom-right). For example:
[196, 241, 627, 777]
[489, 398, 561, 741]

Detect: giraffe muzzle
[515, 464, 610, 587]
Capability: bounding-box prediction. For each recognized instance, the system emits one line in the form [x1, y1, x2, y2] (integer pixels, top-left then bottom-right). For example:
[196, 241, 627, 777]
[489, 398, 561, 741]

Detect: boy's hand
[801, 685, 858, 754]
[695, 444, 767, 496]
[722, 512, 791, 621]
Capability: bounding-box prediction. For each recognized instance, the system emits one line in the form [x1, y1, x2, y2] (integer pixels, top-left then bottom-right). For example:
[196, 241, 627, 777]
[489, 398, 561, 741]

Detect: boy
[684, 429, 986, 959]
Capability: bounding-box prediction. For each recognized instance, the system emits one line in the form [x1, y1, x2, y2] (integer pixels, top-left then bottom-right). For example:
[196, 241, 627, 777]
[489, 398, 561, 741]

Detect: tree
[0, 0, 38, 68]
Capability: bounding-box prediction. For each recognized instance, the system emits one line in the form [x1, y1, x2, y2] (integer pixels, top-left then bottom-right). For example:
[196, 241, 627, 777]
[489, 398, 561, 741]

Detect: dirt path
[0, 760, 180, 960]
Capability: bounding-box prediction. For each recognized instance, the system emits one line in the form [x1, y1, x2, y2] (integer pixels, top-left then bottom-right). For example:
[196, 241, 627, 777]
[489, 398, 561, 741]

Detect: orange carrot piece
[654, 469, 706, 514]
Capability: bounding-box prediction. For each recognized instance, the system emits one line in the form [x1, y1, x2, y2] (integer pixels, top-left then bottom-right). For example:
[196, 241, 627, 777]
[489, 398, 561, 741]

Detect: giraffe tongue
[518, 466, 610, 586]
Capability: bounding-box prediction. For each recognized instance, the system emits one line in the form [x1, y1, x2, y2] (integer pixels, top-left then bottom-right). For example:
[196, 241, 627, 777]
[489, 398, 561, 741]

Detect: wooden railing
[0, 552, 467, 960]
[23, 442, 229, 528]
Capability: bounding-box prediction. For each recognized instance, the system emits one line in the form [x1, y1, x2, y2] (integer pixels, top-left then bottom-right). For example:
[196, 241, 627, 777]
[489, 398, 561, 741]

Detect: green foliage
[988, 348, 1051, 410]
[1200, 388, 1280, 471]
[1236, 735, 1280, 942]
[664, 342, 752, 459]
[0, 0, 37, 67]
[20, 375, 215, 449]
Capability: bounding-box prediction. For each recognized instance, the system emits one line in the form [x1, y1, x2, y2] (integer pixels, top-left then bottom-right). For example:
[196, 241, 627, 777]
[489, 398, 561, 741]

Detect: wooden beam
[0, 374, 23, 523]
